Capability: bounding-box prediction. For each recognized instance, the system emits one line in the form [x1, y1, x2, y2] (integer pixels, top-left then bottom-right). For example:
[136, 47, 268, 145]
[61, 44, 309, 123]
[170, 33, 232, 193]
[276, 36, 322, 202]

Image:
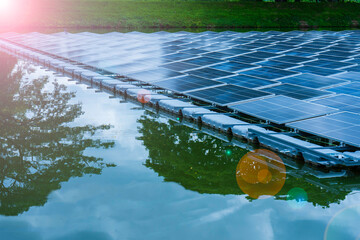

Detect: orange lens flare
[236, 149, 286, 199]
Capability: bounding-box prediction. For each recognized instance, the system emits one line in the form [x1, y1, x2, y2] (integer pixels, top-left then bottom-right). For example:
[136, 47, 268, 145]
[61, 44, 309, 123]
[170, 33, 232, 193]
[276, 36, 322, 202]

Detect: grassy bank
[1, 0, 360, 31]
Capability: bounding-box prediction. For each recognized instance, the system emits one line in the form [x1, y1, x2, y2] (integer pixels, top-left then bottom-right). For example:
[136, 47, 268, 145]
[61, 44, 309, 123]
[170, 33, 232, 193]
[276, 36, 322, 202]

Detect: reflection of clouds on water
[324, 204, 360, 240]
[2, 61, 360, 239]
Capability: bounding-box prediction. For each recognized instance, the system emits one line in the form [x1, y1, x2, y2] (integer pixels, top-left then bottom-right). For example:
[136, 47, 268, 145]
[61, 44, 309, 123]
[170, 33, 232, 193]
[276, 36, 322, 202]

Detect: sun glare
[0, 0, 11, 12]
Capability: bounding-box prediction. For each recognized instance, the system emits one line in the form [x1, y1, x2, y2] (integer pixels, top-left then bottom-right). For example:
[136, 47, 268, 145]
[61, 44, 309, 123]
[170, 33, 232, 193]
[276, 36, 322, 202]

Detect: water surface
[0, 51, 359, 240]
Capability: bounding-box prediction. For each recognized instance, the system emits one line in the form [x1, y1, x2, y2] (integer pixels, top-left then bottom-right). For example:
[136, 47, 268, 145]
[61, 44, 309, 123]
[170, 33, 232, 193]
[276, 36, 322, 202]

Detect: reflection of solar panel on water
[2, 30, 360, 151]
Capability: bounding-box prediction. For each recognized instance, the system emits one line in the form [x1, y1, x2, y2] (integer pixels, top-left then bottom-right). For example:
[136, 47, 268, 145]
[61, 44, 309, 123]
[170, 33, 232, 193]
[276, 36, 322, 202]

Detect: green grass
[1, 0, 360, 31]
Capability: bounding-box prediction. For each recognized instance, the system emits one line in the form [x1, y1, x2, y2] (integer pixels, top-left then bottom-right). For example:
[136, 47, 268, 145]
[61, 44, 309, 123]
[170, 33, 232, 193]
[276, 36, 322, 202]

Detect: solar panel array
[2, 30, 360, 147]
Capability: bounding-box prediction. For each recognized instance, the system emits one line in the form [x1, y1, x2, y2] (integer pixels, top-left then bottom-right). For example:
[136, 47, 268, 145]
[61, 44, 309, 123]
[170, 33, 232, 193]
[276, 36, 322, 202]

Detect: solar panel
[182, 56, 223, 66]
[211, 61, 258, 72]
[153, 75, 224, 93]
[259, 44, 294, 54]
[320, 50, 359, 58]
[342, 65, 360, 72]
[218, 48, 248, 55]
[287, 112, 360, 147]
[236, 42, 267, 50]
[162, 53, 194, 61]
[160, 62, 199, 72]
[282, 50, 316, 57]
[127, 68, 185, 83]
[303, 59, 355, 70]
[262, 83, 332, 100]
[230, 95, 337, 124]
[333, 72, 360, 81]
[241, 51, 279, 59]
[291, 65, 344, 76]
[312, 94, 360, 114]
[279, 73, 348, 89]
[103, 63, 154, 75]
[345, 58, 360, 64]
[240, 67, 299, 80]
[315, 54, 353, 62]
[226, 55, 263, 64]
[258, 60, 299, 69]
[186, 67, 234, 79]
[180, 48, 209, 55]
[186, 85, 272, 106]
[272, 55, 315, 64]
[294, 47, 323, 54]
[201, 52, 233, 60]
[216, 74, 278, 89]
[327, 82, 360, 97]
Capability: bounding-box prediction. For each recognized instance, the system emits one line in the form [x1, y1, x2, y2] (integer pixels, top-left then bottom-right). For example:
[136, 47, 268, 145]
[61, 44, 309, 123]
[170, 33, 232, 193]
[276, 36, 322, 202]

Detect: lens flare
[137, 89, 151, 104]
[225, 149, 232, 156]
[286, 187, 308, 209]
[0, 0, 10, 10]
[324, 205, 360, 240]
[235, 149, 286, 199]
[0, 0, 10, 11]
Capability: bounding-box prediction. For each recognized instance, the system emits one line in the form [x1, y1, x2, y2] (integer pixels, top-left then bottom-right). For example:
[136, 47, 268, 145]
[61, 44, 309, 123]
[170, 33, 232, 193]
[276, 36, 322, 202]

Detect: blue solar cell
[304, 59, 355, 70]
[227, 55, 263, 64]
[211, 61, 257, 72]
[160, 62, 199, 72]
[162, 53, 194, 61]
[182, 56, 223, 66]
[272, 55, 315, 64]
[216, 74, 278, 89]
[218, 48, 249, 55]
[312, 94, 360, 114]
[127, 68, 185, 83]
[231, 95, 337, 124]
[153, 75, 224, 93]
[327, 82, 360, 97]
[295, 47, 323, 54]
[333, 72, 360, 81]
[186, 85, 272, 106]
[259, 45, 292, 53]
[279, 73, 348, 89]
[241, 51, 279, 59]
[258, 60, 299, 69]
[320, 50, 359, 58]
[201, 52, 233, 60]
[236, 43, 268, 50]
[180, 48, 209, 55]
[186, 67, 234, 79]
[291, 65, 344, 76]
[262, 83, 332, 100]
[282, 50, 316, 57]
[344, 58, 360, 64]
[240, 67, 299, 80]
[315, 54, 354, 62]
[342, 65, 360, 72]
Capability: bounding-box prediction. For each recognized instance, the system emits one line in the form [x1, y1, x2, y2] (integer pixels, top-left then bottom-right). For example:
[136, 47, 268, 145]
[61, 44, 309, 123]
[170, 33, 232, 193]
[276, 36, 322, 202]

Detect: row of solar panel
[3, 31, 360, 147]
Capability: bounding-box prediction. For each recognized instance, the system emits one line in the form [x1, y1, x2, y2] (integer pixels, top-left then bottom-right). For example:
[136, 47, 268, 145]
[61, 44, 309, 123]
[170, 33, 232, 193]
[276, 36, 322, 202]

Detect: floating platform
[1, 30, 360, 169]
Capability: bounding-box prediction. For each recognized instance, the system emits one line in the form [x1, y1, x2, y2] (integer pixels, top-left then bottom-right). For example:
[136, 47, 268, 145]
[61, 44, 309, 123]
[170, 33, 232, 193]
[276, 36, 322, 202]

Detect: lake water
[0, 51, 359, 240]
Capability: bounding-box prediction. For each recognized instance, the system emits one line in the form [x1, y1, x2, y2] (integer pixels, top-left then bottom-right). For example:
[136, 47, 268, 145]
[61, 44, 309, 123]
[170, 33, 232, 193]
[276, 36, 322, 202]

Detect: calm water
[0, 51, 360, 240]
